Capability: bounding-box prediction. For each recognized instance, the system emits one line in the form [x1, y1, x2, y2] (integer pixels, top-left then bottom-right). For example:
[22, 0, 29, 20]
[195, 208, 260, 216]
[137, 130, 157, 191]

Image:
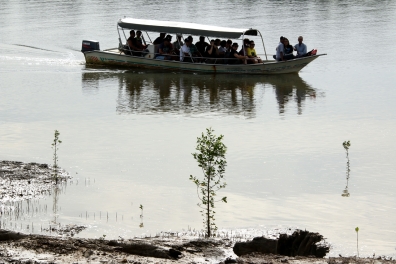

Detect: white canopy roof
[118, 18, 258, 39]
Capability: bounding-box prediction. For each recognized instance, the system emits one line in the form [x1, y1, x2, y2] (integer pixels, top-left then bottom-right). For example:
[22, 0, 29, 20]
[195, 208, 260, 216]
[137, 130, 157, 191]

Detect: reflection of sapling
[139, 204, 143, 217]
[139, 204, 144, 228]
[51, 130, 62, 183]
[343, 140, 351, 156]
[341, 141, 351, 197]
[190, 128, 227, 238]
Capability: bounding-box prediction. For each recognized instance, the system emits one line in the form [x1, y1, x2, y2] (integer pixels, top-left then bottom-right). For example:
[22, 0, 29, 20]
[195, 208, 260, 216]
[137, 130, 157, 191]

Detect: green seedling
[190, 128, 227, 238]
[51, 130, 62, 183]
[355, 227, 359, 257]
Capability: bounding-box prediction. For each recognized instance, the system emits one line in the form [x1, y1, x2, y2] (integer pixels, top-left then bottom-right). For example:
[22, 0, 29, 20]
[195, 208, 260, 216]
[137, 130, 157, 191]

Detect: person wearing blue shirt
[294, 36, 307, 57]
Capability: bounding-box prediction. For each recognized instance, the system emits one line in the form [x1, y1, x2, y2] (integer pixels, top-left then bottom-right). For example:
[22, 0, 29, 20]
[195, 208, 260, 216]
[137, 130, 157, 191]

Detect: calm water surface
[1, 0, 396, 258]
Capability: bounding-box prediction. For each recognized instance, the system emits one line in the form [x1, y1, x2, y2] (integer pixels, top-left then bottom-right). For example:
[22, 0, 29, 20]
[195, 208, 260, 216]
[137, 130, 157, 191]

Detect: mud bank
[0, 160, 70, 203]
[0, 230, 394, 264]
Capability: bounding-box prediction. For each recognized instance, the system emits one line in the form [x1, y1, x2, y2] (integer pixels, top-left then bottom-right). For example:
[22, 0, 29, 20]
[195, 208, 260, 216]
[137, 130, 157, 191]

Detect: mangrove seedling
[355, 227, 359, 257]
[51, 130, 62, 183]
[190, 128, 227, 238]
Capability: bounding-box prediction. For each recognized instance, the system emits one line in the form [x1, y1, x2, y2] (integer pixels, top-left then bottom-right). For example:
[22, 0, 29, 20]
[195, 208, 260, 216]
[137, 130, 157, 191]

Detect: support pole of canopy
[121, 28, 128, 43]
[241, 32, 247, 65]
[241, 32, 246, 55]
[257, 30, 268, 61]
[144, 31, 152, 43]
[120, 27, 132, 55]
[117, 25, 123, 51]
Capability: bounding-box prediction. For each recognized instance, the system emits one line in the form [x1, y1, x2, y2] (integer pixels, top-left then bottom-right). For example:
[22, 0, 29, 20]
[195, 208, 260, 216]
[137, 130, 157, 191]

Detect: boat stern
[81, 40, 100, 53]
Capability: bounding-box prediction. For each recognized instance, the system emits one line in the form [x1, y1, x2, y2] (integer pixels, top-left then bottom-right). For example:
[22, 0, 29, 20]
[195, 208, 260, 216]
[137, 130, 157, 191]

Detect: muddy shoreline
[0, 230, 394, 264]
[0, 160, 394, 263]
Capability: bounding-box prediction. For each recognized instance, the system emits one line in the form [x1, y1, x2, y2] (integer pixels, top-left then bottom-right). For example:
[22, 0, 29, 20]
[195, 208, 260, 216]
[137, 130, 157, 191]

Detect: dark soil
[0, 230, 394, 264]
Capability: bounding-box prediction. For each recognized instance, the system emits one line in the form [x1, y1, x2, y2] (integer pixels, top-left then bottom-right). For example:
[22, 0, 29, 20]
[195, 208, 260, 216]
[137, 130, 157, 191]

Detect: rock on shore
[233, 230, 329, 257]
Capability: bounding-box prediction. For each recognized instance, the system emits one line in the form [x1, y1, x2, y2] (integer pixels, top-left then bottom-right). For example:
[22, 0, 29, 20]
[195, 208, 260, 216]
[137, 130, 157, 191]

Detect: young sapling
[190, 128, 227, 238]
[51, 130, 62, 183]
[355, 226, 359, 258]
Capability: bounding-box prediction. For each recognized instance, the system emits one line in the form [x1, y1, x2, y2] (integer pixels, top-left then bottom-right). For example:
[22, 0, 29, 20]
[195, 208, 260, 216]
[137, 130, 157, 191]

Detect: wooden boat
[81, 18, 325, 74]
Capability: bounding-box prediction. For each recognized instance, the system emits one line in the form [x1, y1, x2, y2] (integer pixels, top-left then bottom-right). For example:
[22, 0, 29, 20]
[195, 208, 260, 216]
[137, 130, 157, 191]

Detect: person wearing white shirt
[180, 38, 192, 62]
[294, 36, 307, 57]
[275, 36, 285, 61]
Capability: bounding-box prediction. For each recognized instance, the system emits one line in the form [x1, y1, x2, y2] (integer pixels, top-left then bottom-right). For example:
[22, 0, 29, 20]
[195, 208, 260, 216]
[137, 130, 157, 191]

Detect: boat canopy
[118, 18, 258, 39]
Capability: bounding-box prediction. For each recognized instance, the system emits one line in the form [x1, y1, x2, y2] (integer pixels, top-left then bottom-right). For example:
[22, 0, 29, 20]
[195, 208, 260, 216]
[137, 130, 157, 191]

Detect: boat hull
[83, 50, 323, 75]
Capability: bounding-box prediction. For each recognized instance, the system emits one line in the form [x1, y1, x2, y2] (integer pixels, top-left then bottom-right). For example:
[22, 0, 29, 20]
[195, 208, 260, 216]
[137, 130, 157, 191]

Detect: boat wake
[0, 54, 84, 66]
[12, 44, 59, 53]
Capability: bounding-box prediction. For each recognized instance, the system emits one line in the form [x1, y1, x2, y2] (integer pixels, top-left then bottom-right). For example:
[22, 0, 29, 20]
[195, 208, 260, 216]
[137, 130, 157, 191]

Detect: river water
[1, 0, 396, 258]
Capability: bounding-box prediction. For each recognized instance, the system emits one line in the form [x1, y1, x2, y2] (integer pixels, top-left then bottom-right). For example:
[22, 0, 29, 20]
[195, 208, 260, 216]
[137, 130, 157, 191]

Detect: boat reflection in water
[82, 67, 321, 117]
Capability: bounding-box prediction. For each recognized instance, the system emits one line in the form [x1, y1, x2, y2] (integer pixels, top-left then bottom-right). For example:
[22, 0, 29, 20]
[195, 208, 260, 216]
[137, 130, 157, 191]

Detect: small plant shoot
[355, 227, 359, 258]
[190, 128, 227, 238]
[51, 130, 62, 184]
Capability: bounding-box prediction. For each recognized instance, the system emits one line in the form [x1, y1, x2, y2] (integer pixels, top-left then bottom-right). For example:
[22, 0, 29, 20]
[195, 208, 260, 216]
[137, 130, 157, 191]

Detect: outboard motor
[81, 40, 100, 52]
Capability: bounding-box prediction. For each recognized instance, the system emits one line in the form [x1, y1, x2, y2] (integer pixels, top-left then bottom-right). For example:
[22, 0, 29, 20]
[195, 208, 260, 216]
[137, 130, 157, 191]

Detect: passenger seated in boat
[214, 39, 221, 48]
[217, 40, 227, 63]
[135, 30, 144, 45]
[165, 35, 173, 47]
[180, 38, 192, 62]
[126, 30, 148, 56]
[225, 39, 232, 57]
[229, 43, 247, 64]
[187, 36, 203, 62]
[156, 36, 174, 60]
[173, 34, 184, 55]
[275, 36, 285, 61]
[218, 40, 227, 56]
[283, 38, 295, 60]
[294, 36, 307, 57]
[238, 38, 250, 56]
[226, 40, 232, 50]
[205, 39, 219, 63]
[195, 36, 209, 57]
[246, 41, 262, 64]
[153, 33, 166, 45]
